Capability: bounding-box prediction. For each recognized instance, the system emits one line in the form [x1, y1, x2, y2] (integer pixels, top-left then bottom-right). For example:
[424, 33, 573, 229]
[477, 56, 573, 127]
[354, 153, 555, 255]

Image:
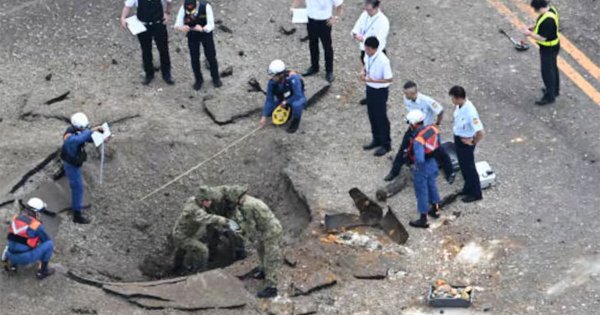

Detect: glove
[227, 219, 241, 232]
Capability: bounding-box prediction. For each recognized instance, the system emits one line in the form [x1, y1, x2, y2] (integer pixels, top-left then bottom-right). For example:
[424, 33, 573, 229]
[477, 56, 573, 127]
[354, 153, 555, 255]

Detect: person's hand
[163, 12, 170, 23]
[359, 72, 366, 81]
[461, 137, 474, 146]
[93, 126, 104, 133]
[364, 75, 373, 83]
[327, 16, 338, 27]
[353, 34, 363, 42]
[180, 25, 190, 32]
[520, 26, 532, 37]
[193, 25, 204, 32]
[120, 18, 128, 30]
[259, 117, 267, 128]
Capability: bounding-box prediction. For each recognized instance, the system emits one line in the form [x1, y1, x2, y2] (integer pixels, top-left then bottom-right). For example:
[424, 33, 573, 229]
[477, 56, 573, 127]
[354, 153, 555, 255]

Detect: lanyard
[367, 54, 379, 76]
[362, 14, 379, 35]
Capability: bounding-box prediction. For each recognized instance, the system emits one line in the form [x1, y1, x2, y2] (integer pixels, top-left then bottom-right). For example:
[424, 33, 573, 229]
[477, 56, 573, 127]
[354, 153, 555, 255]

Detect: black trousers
[137, 23, 171, 77]
[390, 127, 454, 177]
[540, 46, 560, 101]
[188, 31, 220, 82]
[366, 86, 391, 148]
[454, 136, 482, 198]
[307, 18, 333, 72]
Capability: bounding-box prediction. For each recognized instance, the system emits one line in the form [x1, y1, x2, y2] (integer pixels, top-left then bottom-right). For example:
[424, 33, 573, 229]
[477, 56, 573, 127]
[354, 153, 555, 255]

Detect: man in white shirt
[174, 0, 222, 91]
[361, 37, 393, 157]
[449, 86, 485, 203]
[385, 81, 455, 184]
[120, 0, 175, 86]
[352, 0, 389, 105]
[291, 0, 343, 83]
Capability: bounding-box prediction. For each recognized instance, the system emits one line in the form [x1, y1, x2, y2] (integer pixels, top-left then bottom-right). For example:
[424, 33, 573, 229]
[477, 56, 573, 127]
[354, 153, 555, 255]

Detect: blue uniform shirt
[8, 216, 51, 253]
[262, 74, 306, 117]
[453, 99, 484, 138]
[63, 127, 93, 161]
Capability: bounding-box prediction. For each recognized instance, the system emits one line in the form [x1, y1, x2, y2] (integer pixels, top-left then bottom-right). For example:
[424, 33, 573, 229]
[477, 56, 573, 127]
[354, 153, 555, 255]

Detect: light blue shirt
[453, 99, 483, 137]
[404, 93, 444, 126]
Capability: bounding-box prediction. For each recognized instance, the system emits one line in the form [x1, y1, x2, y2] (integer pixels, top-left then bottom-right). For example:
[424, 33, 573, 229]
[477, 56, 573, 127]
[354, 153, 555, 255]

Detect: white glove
[228, 219, 241, 232]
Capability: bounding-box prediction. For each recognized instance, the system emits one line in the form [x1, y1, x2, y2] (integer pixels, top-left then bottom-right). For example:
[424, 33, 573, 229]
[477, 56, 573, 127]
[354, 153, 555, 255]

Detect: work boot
[535, 98, 554, 106]
[142, 74, 154, 86]
[2, 247, 16, 273]
[445, 172, 456, 185]
[213, 79, 223, 88]
[36, 267, 55, 280]
[302, 67, 319, 76]
[162, 74, 175, 85]
[409, 214, 429, 229]
[428, 204, 441, 219]
[359, 98, 367, 105]
[541, 88, 559, 97]
[325, 72, 335, 83]
[384, 170, 399, 182]
[193, 80, 203, 91]
[287, 117, 301, 134]
[363, 141, 379, 151]
[461, 195, 483, 203]
[374, 146, 391, 157]
[256, 286, 278, 298]
[73, 213, 91, 224]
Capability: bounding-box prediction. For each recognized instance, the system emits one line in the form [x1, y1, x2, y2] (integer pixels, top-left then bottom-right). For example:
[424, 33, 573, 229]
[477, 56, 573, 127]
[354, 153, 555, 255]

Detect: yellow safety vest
[534, 11, 560, 47]
[549, 5, 559, 29]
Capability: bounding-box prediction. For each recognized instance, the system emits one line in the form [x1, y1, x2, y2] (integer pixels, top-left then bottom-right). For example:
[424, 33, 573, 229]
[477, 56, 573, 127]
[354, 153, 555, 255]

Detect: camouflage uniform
[198, 185, 283, 287]
[171, 197, 228, 272]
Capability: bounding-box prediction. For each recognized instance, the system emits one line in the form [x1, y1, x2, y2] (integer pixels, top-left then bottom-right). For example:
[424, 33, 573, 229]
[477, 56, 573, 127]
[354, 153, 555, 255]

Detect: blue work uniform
[411, 131, 441, 214]
[6, 214, 54, 266]
[262, 73, 307, 120]
[61, 127, 93, 213]
[453, 100, 484, 198]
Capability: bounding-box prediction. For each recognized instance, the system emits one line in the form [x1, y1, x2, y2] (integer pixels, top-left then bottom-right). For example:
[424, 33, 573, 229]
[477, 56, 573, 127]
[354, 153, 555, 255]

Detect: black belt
[141, 20, 163, 26]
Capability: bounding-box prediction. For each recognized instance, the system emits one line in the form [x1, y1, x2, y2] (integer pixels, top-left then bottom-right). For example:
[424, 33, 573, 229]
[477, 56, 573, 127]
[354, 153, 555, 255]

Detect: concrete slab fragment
[290, 268, 337, 296]
[338, 252, 403, 279]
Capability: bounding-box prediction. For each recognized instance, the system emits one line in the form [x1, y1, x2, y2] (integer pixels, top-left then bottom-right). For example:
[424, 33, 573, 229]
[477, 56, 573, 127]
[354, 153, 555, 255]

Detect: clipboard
[92, 123, 111, 147]
[126, 16, 147, 35]
[292, 8, 308, 24]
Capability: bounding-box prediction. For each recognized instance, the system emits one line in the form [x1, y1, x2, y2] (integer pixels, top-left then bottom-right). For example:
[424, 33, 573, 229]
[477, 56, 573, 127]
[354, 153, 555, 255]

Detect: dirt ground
[1, 0, 599, 314]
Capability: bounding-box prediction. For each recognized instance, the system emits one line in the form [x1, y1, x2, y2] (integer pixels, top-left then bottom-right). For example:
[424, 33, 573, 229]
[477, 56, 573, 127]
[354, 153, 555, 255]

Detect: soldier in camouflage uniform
[196, 185, 283, 299]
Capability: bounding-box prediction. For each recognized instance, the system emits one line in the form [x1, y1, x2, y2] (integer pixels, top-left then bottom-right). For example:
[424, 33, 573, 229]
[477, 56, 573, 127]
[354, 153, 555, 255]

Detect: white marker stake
[99, 142, 105, 185]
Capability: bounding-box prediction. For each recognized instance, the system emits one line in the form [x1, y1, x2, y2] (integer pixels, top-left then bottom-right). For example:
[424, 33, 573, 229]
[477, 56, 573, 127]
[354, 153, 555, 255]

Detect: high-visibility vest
[8, 214, 41, 249]
[549, 5, 559, 29]
[534, 11, 560, 47]
[408, 125, 440, 162]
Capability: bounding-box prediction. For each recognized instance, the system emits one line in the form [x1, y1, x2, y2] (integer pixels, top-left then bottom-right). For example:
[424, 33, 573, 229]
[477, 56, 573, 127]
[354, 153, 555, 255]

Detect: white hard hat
[70, 112, 90, 129]
[26, 198, 46, 212]
[268, 59, 286, 76]
[406, 109, 426, 125]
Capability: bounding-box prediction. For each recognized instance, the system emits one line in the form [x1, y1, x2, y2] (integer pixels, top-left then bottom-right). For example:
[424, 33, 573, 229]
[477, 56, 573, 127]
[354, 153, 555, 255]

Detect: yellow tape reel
[272, 104, 291, 126]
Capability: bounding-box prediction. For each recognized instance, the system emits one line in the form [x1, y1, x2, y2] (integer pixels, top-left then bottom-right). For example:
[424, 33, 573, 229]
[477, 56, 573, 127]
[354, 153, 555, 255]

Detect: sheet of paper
[292, 8, 308, 24]
[92, 122, 112, 147]
[126, 16, 147, 35]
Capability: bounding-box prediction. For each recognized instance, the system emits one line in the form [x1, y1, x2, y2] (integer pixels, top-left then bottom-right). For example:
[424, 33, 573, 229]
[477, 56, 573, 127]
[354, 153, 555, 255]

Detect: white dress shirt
[404, 93, 444, 126]
[174, 2, 215, 32]
[363, 51, 393, 89]
[306, 0, 343, 20]
[125, 0, 171, 9]
[453, 100, 484, 137]
[351, 10, 389, 51]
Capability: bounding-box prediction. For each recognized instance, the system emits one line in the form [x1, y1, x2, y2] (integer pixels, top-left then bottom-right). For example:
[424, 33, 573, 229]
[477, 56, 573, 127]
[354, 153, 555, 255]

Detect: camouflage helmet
[196, 186, 220, 202]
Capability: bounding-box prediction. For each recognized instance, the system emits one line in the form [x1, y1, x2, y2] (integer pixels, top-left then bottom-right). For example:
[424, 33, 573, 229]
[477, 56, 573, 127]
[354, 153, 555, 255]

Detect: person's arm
[184, 198, 228, 226]
[174, 6, 188, 31]
[260, 81, 276, 127]
[288, 75, 306, 107]
[66, 129, 94, 145]
[435, 110, 444, 126]
[523, 19, 556, 41]
[351, 12, 365, 40]
[120, 2, 134, 29]
[366, 61, 393, 83]
[163, 0, 172, 23]
[203, 4, 215, 33]
[34, 225, 51, 243]
[327, 0, 343, 26]
[377, 17, 390, 51]
[473, 130, 484, 145]
[291, 0, 304, 9]
[429, 99, 444, 125]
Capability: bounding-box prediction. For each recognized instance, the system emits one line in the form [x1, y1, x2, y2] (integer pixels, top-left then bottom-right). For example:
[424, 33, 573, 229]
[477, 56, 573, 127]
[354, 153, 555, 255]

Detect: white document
[126, 16, 147, 35]
[292, 8, 308, 24]
[92, 122, 111, 147]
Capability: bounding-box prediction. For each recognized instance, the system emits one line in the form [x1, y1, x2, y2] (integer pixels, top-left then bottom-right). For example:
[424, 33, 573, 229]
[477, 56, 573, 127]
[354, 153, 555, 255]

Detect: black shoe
[234, 248, 247, 260]
[302, 67, 319, 76]
[256, 286, 277, 298]
[193, 81, 203, 91]
[535, 98, 554, 106]
[409, 217, 429, 229]
[541, 88, 559, 97]
[384, 171, 399, 182]
[213, 79, 223, 88]
[73, 213, 91, 224]
[36, 267, 55, 280]
[374, 146, 391, 157]
[163, 75, 175, 85]
[446, 173, 456, 185]
[461, 195, 482, 203]
[286, 117, 301, 133]
[250, 267, 265, 280]
[359, 98, 367, 105]
[142, 75, 154, 86]
[428, 204, 441, 219]
[325, 72, 335, 83]
[363, 141, 379, 151]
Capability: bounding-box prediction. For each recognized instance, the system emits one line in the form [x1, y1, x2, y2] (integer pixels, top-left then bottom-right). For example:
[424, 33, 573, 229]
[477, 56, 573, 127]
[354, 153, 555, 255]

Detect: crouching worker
[406, 110, 442, 229]
[259, 60, 307, 134]
[2, 198, 55, 279]
[61, 112, 105, 224]
[196, 185, 283, 299]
